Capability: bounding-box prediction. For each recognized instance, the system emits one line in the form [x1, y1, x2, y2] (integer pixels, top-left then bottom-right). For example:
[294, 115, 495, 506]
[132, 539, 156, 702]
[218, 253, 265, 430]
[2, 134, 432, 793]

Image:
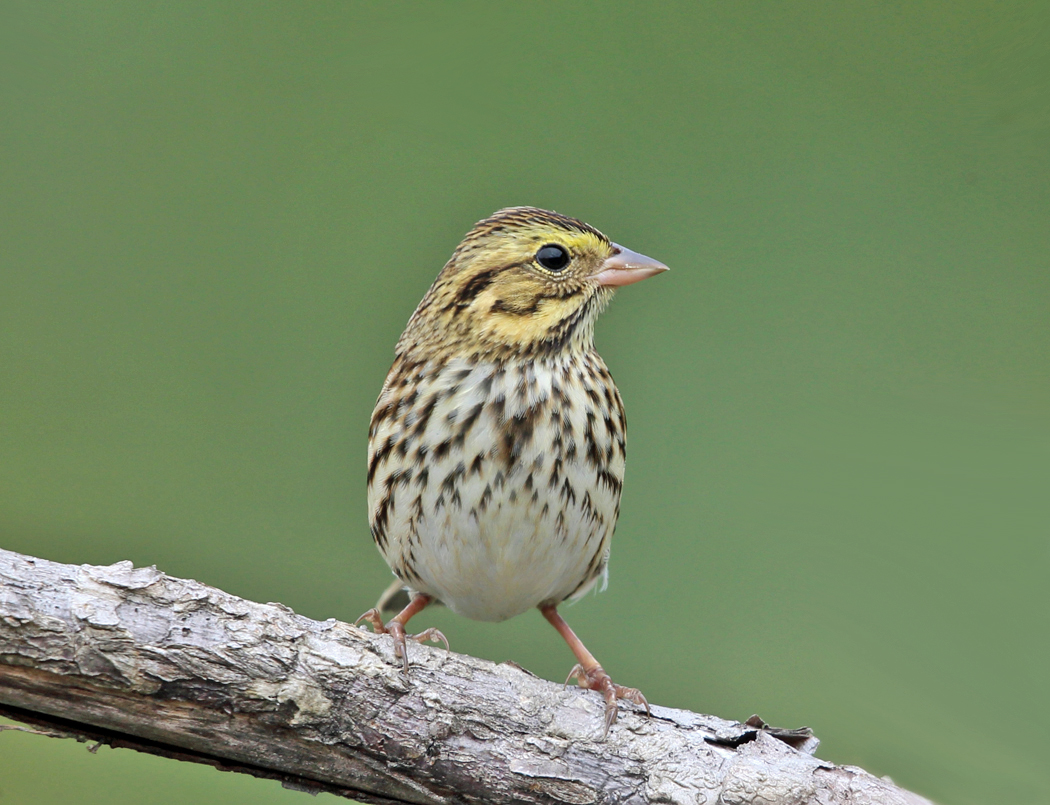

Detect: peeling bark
[0, 548, 932, 804]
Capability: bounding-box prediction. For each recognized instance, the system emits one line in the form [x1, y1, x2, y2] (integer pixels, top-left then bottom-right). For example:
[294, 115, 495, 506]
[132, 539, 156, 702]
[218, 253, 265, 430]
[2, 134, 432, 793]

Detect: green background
[2, 3, 1047, 804]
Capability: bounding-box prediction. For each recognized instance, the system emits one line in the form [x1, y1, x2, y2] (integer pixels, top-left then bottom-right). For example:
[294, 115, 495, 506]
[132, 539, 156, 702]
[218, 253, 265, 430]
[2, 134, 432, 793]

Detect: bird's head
[400, 207, 668, 361]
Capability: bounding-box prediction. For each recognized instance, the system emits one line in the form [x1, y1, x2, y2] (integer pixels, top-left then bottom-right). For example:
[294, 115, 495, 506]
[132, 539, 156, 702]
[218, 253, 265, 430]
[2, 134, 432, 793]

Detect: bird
[357, 206, 668, 736]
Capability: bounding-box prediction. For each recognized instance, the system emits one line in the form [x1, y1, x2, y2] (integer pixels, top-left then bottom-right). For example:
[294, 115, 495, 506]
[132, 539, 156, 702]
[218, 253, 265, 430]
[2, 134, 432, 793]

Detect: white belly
[368, 355, 624, 622]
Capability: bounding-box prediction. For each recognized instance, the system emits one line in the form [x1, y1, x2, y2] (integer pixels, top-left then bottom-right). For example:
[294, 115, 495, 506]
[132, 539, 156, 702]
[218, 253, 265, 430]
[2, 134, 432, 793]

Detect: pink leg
[540, 604, 649, 738]
[356, 593, 448, 675]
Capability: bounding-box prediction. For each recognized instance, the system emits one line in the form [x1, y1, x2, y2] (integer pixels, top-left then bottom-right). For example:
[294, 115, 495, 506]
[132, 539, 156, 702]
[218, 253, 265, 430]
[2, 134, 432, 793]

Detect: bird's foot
[354, 608, 448, 675]
[565, 663, 650, 738]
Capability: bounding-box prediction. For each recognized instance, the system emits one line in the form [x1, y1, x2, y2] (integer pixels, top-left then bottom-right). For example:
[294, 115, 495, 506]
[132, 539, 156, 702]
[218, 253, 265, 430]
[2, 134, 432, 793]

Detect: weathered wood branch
[0, 548, 931, 804]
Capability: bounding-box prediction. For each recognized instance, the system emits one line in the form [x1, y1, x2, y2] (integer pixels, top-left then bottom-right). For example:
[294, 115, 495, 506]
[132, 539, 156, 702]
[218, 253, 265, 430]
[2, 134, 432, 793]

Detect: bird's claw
[565, 663, 650, 738]
[564, 663, 586, 689]
[408, 627, 450, 652]
[354, 609, 448, 676]
[354, 608, 385, 632]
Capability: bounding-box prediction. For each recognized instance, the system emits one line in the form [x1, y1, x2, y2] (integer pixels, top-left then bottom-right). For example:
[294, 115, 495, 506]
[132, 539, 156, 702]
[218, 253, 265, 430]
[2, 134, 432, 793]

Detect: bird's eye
[535, 244, 571, 272]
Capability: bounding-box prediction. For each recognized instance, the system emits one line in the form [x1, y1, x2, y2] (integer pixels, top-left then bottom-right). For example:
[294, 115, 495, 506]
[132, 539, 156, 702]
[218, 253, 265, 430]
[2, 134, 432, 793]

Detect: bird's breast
[367, 353, 626, 621]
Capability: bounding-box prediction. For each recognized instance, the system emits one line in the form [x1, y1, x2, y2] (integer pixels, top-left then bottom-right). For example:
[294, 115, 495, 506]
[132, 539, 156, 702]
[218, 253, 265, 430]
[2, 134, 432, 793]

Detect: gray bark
[0, 548, 932, 804]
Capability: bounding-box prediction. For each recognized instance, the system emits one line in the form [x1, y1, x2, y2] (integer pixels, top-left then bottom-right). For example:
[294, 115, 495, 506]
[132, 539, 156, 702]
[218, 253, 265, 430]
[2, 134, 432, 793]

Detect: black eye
[535, 244, 571, 272]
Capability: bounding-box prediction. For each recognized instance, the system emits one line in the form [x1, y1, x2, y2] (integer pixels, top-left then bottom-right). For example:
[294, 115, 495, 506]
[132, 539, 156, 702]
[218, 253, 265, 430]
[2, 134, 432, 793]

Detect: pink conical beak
[593, 243, 669, 287]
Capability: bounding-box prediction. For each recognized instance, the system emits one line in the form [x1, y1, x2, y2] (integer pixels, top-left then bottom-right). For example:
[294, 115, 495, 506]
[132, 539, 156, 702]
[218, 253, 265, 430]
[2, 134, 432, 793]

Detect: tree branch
[0, 548, 931, 804]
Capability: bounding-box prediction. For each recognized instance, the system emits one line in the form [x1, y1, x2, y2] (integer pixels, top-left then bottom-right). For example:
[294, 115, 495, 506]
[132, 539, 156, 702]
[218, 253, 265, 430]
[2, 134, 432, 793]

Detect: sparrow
[358, 206, 668, 736]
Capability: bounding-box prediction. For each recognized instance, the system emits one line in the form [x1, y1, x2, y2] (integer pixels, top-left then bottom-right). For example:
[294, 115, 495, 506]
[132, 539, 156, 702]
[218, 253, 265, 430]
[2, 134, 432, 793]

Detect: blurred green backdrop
[1, 3, 1047, 804]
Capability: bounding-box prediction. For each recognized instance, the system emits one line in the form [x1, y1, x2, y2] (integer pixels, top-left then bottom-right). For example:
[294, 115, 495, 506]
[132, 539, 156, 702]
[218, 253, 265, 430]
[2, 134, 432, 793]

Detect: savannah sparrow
[358, 206, 668, 735]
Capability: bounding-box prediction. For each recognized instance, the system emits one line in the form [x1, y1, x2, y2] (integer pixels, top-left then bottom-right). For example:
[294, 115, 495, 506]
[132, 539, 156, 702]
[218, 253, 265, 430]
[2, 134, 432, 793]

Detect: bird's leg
[540, 604, 650, 738]
[355, 593, 448, 675]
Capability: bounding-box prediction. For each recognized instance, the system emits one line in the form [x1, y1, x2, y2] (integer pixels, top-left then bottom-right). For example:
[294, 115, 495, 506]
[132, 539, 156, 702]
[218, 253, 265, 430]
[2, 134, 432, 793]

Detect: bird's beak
[593, 243, 670, 287]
